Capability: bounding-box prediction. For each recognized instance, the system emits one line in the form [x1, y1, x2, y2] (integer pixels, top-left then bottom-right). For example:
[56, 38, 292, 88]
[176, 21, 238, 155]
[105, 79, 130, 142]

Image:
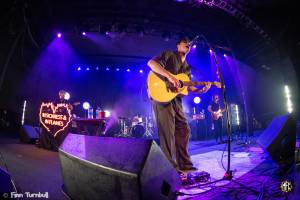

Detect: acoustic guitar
[147, 71, 222, 103]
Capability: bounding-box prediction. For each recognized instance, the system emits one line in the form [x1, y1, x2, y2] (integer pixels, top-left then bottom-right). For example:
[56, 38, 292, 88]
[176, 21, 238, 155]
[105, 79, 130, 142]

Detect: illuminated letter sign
[39, 102, 72, 137]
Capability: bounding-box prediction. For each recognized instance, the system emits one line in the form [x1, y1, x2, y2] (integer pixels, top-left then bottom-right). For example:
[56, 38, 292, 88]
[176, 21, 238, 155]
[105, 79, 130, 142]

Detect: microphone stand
[199, 35, 233, 180]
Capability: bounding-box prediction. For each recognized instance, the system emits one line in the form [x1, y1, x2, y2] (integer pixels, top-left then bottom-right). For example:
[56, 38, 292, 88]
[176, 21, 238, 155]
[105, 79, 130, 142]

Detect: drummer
[132, 114, 143, 126]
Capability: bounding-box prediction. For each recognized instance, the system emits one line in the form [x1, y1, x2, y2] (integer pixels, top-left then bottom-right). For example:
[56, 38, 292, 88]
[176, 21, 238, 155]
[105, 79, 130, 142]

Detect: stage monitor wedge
[0, 167, 14, 193]
[19, 124, 39, 144]
[59, 133, 181, 200]
[257, 115, 296, 165]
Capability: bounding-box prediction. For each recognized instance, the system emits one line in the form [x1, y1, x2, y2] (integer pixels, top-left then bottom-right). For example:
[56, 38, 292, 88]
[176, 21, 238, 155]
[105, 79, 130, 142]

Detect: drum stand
[117, 117, 130, 137]
[143, 117, 153, 138]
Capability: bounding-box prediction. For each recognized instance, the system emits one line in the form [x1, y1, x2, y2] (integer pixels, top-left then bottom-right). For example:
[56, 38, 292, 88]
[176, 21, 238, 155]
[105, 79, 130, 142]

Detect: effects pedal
[180, 171, 211, 187]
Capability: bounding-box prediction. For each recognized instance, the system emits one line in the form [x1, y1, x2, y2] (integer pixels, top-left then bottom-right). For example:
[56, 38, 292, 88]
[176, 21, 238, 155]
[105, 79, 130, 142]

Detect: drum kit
[117, 115, 155, 138]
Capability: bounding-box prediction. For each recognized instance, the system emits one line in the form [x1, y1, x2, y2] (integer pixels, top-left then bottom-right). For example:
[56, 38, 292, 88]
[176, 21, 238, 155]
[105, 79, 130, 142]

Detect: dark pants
[213, 118, 223, 142]
[153, 98, 193, 170]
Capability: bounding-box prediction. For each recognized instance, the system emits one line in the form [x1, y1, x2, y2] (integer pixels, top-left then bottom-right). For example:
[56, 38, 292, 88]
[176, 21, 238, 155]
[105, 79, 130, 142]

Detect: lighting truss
[193, 0, 271, 41]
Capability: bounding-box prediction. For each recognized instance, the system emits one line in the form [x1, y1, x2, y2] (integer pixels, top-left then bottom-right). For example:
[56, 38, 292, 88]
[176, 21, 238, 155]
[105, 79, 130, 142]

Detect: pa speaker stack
[59, 133, 181, 200]
[257, 115, 296, 165]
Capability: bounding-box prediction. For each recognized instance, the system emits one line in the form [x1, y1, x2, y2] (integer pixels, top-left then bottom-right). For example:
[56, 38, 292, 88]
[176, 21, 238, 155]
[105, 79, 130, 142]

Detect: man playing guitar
[55, 90, 80, 113]
[147, 37, 212, 172]
[208, 94, 225, 144]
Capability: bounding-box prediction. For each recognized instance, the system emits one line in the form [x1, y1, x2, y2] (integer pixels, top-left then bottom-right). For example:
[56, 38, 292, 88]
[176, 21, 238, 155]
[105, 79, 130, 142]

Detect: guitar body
[147, 71, 190, 103]
[211, 109, 223, 120]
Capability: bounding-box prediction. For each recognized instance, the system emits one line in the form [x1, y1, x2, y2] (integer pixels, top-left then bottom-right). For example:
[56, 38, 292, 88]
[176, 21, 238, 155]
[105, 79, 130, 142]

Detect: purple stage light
[126, 69, 130, 72]
[96, 67, 99, 70]
[77, 67, 81, 71]
[82, 32, 86, 36]
[116, 68, 120, 71]
[106, 67, 110, 71]
[57, 33, 62, 38]
[86, 67, 90, 71]
[139, 69, 143, 73]
[223, 54, 227, 57]
[209, 49, 213, 53]
[192, 44, 197, 49]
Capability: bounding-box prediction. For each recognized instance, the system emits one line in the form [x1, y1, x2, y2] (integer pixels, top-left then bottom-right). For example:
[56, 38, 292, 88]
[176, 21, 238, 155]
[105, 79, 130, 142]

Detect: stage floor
[0, 132, 298, 200]
[179, 147, 265, 199]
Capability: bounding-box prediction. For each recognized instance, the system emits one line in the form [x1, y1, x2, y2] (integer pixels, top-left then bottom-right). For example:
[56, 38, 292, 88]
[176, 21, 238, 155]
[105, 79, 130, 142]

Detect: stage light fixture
[126, 69, 130, 72]
[21, 100, 27, 125]
[139, 69, 143, 73]
[57, 33, 62, 38]
[77, 67, 81, 71]
[162, 31, 171, 42]
[83, 102, 90, 110]
[116, 68, 120, 71]
[64, 92, 70, 100]
[86, 67, 90, 71]
[284, 85, 293, 113]
[235, 105, 240, 125]
[192, 44, 197, 49]
[209, 49, 213, 53]
[229, 104, 240, 126]
[96, 67, 99, 70]
[106, 67, 110, 71]
[104, 110, 111, 117]
[193, 97, 201, 104]
[82, 32, 86, 36]
[223, 54, 227, 57]
[285, 85, 290, 97]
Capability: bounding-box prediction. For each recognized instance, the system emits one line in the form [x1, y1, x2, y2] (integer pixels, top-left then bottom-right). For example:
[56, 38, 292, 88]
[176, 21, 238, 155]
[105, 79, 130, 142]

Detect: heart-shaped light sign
[39, 102, 72, 137]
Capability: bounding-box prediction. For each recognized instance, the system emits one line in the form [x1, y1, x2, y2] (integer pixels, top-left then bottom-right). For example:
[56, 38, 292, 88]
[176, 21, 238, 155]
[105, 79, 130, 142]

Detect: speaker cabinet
[257, 115, 296, 164]
[19, 125, 39, 143]
[59, 133, 181, 200]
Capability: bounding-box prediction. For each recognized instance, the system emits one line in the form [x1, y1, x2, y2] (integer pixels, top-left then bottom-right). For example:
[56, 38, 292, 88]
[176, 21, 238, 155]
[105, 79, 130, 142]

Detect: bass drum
[130, 124, 145, 138]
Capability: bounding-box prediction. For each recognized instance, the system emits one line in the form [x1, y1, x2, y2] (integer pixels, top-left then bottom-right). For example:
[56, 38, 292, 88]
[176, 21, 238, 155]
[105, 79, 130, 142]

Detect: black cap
[176, 37, 190, 45]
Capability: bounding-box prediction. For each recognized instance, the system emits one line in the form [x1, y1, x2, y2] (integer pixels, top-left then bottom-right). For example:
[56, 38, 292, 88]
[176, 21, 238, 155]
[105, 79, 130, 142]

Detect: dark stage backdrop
[0, 35, 298, 130]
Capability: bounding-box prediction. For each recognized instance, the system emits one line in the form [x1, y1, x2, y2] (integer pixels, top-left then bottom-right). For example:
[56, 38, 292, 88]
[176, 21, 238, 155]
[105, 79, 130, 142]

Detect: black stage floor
[0, 132, 299, 200]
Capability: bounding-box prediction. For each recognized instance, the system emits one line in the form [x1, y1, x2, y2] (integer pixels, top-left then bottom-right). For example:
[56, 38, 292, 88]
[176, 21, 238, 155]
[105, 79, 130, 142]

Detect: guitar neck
[183, 81, 214, 87]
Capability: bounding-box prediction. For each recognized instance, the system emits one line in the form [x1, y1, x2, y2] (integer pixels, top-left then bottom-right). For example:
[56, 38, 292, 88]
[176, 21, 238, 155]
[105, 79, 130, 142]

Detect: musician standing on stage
[208, 94, 224, 144]
[147, 37, 211, 172]
[55, 90, 74, 110]
[56, 90, 68, 103]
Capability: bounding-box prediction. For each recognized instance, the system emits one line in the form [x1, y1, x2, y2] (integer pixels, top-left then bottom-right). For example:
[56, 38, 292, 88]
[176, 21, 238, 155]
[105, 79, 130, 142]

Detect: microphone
[189, 35, 199, 46]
